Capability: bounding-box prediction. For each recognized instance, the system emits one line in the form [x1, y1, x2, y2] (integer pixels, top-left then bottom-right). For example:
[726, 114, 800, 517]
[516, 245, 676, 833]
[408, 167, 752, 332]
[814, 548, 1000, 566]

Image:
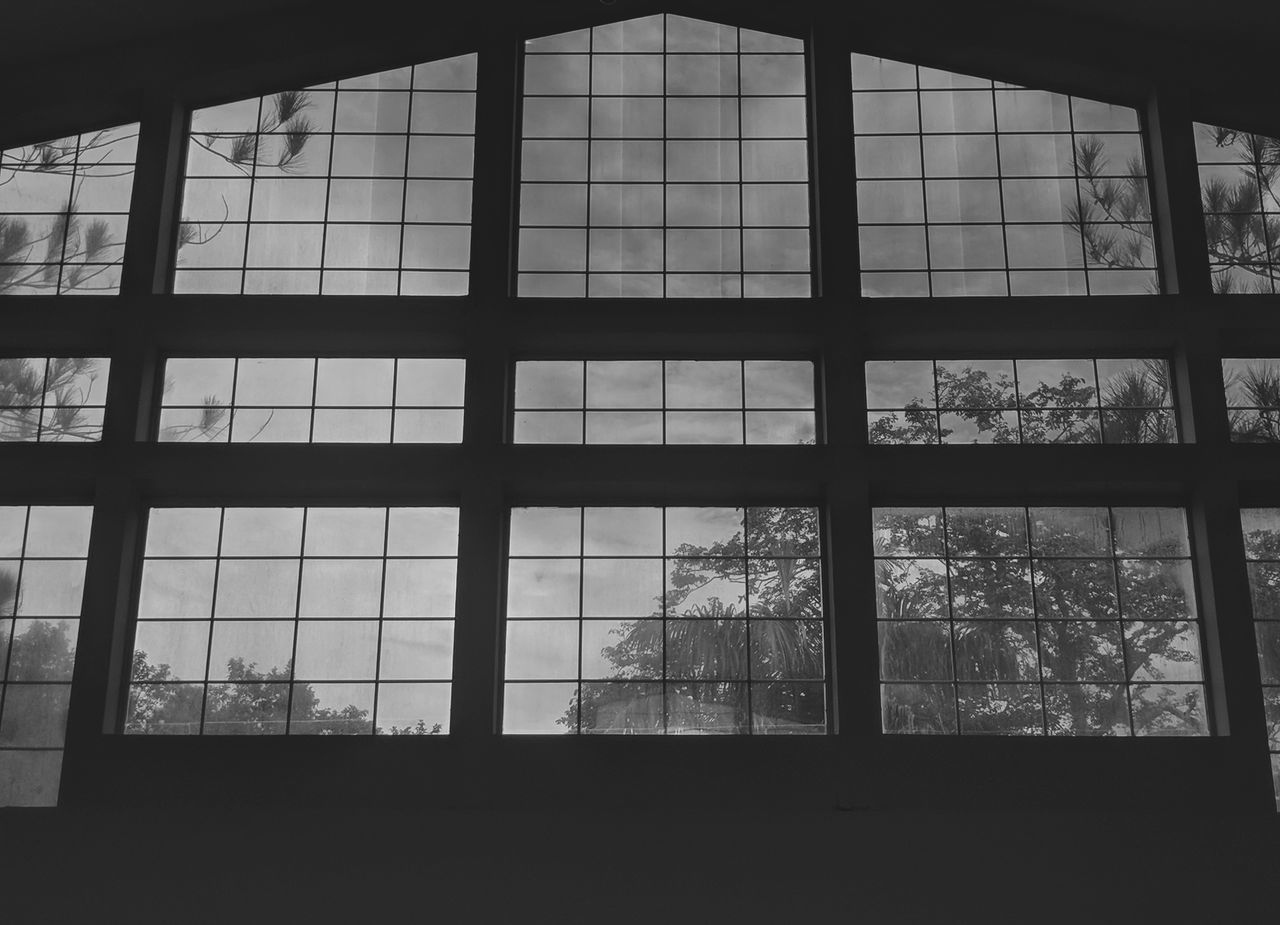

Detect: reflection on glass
[1239, 508, 1280, 808]
[875, 505, 1207, 736]
[125, 506, 458, 736]
[0, 506, 93, 807]
[157, 356, 464, 443]
[503, 505, 825, 734]
[513, 359, 815, 444]
[0, 125, 139, 296]
[866, 357, 1176, 444]
[518, 14, 810, 297]
[174, 55, 476, 295]
[852, 54, 1156, 297]
[0, 357, 111, 442]
[1194, 124, 1280, 294]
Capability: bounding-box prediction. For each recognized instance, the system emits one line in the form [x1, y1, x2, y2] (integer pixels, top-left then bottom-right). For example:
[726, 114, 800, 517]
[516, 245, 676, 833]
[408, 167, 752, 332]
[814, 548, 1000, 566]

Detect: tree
[1197, 126, 1280, 294]
[563, 507, 826, 734]
[1070, 135, 1157, 287]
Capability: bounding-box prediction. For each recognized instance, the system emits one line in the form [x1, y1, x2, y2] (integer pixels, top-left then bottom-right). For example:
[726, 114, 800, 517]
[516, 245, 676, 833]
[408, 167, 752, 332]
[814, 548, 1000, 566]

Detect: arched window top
[517, 14, 812, 299]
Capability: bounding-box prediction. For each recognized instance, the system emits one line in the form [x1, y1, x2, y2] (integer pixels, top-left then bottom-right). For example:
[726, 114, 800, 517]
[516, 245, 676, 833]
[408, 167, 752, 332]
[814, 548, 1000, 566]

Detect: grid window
[513, 359, 815, 444]
[866, 358, 1176, 444]
[851, 54, 1157, 297]
[125, 506, 458, 735]
[0, 506, 94, 806]
[0, 357, 111, 442]
[1223, 358, 1280, 442]
[874, 506, 1207, 735]
[1239, 509, 1280, 807]
[156, 357, 464, 443]
[174, 54, 477, 295]
[503, 506, 825, 734]
[0, 125, 139, 295]
[1194, 123, 1280, 294]
[517, 14, 811, 298]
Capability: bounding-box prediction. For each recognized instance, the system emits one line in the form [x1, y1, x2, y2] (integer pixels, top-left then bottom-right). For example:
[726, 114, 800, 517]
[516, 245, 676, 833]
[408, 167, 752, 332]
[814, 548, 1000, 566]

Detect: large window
[157, 357, 465, 443]
[866, 358, 1176, 445]
[875, 506, 1207, 735]
[512, 359, 815, 444]
[517, 14, 811, 297]
[126, 507, 458, 735]
[0, 125, 139, 295]
[0, 506, 93, 806]
[503, 506, 825, 734]
[0, 357, 111, 443]
[851, 54, 1156, 296]
[174, 55, 477, 295]
[1239, 509, 1280, 807]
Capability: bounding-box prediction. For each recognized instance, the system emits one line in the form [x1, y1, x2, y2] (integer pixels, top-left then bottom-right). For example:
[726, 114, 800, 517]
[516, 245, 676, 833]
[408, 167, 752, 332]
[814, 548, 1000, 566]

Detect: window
[503, 506, 825, 733]
[1194, 123, 1280, 294]
[513, 359, 815, 444]
[174, 54, 477, 295]
[0, 124, 139, 295]
[126, 507, 458, 735]
[1238, 509, 1280, 806]
[0, 357, 111, 442]
[866, 358, 1175, 444]
[1222, 358, 1280, 442]
[0, 506, 93, 806]
[875, 506, 1207, 735]
[851, 54, 1156, 296]
[157, 357, 465, 443]
[517, 14, 811, 297]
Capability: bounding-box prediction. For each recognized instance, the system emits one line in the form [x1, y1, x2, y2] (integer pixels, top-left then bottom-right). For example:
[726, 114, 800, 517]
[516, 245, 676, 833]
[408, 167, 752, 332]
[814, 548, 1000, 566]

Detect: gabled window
[852, 54, 1157, 296]
[517, 14, 811, 297]
[174, 55, 477, 295]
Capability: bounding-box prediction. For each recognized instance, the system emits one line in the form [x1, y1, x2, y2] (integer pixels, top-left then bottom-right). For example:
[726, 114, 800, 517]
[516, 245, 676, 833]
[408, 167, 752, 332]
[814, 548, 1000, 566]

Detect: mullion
[1066, 92, 1094, 296]
[197, 508, 228, 734]
[235, 95, 266, 295]
[369, 508, 391, 734]
[282, 507, 308, 734]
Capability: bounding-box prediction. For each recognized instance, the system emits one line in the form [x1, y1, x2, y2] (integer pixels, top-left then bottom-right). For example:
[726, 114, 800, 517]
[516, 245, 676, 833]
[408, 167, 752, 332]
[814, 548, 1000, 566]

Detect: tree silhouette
[875, 508, 1205, 736]
[869, 360, 1173, 445]
[1070, 135, 1157, 286]
[0, 128, 138, 295]
[1198, 126, 1280, 294]
[0, 357, 108, 442]
[1226, 360, 1280, 442]
[563, 507, 825, 734]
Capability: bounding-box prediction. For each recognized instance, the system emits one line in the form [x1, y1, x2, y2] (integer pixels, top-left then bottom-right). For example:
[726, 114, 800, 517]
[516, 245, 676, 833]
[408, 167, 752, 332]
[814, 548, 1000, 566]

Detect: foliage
[1069, 135, 1156, 284]
[1226, 361, 1280, 442]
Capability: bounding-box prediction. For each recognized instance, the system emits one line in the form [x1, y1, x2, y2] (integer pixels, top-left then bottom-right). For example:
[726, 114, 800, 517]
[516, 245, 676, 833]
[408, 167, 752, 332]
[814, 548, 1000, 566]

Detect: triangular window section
[851, 54, 1158, 297]
[518, 14, 812, 298]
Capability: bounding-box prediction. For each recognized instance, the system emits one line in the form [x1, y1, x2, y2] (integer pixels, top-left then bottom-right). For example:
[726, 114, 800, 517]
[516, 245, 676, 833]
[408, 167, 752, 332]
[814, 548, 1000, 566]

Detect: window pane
[875, 505, 1205, 736]
[126, 506, 459, 735]
[853, 55, 1156, 297]
[158, 357, 464, 443]
[503, 506, 825, 734]
[0, 507, 92, 805]
[519, 16, 810, 297]
[0, 358, 111, 442]
[514, 359, 815, 444]
[177, 55, 476, 294]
